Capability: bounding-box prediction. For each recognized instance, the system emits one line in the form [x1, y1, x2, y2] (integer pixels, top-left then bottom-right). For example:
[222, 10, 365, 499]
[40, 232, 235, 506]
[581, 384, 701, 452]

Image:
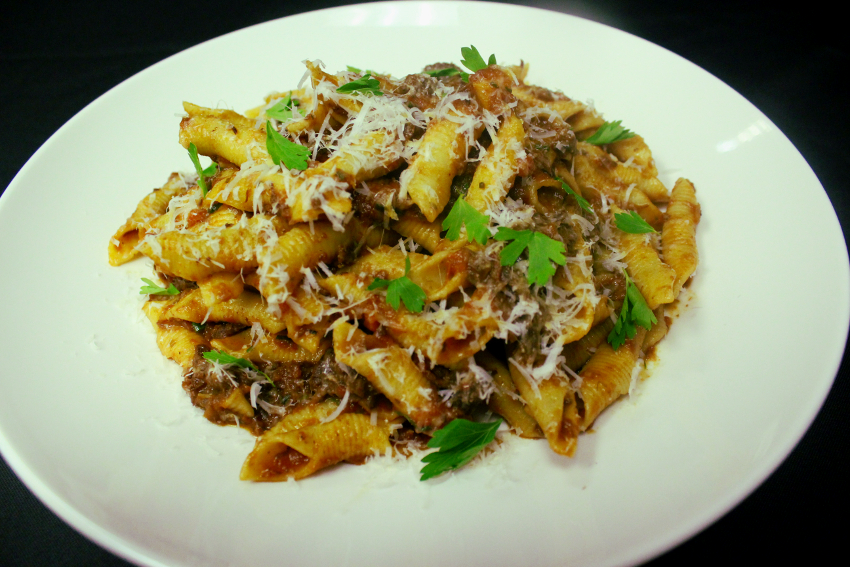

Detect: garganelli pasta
[109, 48, 700, 481]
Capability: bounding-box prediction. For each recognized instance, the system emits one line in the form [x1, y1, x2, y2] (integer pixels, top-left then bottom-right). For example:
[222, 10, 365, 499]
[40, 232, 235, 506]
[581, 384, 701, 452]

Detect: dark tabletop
[1, 1, 847, 565]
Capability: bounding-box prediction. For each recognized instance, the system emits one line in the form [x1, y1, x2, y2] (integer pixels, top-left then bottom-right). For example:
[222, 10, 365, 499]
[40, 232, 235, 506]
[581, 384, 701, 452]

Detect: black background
[1, 1, 847, 565]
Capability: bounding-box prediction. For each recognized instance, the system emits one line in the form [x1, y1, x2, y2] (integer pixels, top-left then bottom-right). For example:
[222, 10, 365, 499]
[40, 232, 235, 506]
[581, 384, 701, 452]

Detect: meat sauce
[183, 342, 380, 436]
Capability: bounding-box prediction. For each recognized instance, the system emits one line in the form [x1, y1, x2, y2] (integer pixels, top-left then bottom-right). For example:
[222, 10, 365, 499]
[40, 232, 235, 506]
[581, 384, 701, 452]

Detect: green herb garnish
[442, 198, 490, 245]
[367, 256, 428, 313]
[202, 350, 275, 387]
[265, 120, 309, 171]
[460, 45, 496, 73]
[139, 278, 179, 296]
[191, 322, 206, 333]
[420, 418, 502, 481]
[457, 45, 497, 83]
[187, 142, 217, 197]
[336, 73, 383, 96]
[266, 94, 301, 122]
[607, 270, 657, 350]
[614, 210, 656, 234]
[425, 68, 463, 78]
[555, 176, 593, 213]
[585, 120, 636, 145]
[494, 228, 566, 286]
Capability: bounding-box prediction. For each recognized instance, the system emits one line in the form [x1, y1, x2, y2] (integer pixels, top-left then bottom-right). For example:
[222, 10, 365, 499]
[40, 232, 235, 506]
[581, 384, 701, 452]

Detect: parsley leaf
[420, 418, 502, 481]
[266, 94, 301, 122]
[202, 349, 275, 386]
[555, 176, 593, 213]
[442, 198, 490, 245]
[367, 256, 428, 313]
[191, 322, 206, 333]
[460, 45, 496, 73]
[203, 350, 257, 370]
[336, 73, 383, 96]
[139, 278, 179, 296]
[265, 120, 309, 171]
[494, 228, 566, 286]
[425, 68, 462, 78]
[585, 120, 636, 145]
[607, 270, 657, 350]
[615, 210, 656, 234]
[187, 142, 217, 197]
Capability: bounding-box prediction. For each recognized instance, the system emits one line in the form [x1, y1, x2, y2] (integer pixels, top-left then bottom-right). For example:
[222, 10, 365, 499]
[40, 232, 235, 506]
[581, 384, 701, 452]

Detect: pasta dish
[108, 47, 700, 481]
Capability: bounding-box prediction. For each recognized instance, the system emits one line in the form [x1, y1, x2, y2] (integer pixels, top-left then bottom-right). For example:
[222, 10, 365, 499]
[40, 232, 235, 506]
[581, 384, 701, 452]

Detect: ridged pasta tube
[392, 211, 443, 253]
[165, 289, 287, 335]
[478, 352, 543, 439]
[108, 173, 191, 266]
[211, 330, 328, 364]
[334, 322, 454, 431]
[241, 407, 393, 481]
[578, 327, 646, 429]
[509, 360, 578, 456]
[662, 178, 700, 296]
[466, 114, 526, 212]
[179, 102, 268, 166]
[400, 116, 472, 222]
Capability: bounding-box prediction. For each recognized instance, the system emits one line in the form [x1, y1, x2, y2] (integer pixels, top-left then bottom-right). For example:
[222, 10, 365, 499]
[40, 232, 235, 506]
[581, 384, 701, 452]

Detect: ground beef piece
[421, 62, 460, 74]
[264, 349, 380, 411]
[266, 363, 309, 401]
[521, 84, 573, 104]
[182, 344, 287, 435]
[351, 176, 401, 225]
[304, 350, 380, 409]
[395, 73, 442, 112]
[182, 345, 231, 422]
[203, 322, 248, 341]
[423, 364, 491, 412]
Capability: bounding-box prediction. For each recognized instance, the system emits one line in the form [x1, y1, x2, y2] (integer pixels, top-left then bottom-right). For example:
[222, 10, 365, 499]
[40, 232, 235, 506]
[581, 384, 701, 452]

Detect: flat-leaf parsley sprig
[367, 256, 428, 313]
[420, 418, 502, 481]
[607, 270, 657, 350]
[614, 210, 656, 234]
[265, 120, 310, 171]
[336, 73, 383, 96]
[585, 120, 636, 145]
[139, 278, 179, 296]
[450, 45, 498, 82]
[554, 175, 593, 213]
[460, 45, 496, 73]
[494, 228, 567, 286]
[442, 197, 491, 245]
[202, 349, 275, 387]
[422, 46, 497, 82]
[265, 93, 301, 122]
[187, 142, 217, 197]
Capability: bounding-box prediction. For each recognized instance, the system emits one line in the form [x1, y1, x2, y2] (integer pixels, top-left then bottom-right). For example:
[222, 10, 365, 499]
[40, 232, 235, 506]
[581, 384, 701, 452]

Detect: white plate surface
[1, 2, 847, 566]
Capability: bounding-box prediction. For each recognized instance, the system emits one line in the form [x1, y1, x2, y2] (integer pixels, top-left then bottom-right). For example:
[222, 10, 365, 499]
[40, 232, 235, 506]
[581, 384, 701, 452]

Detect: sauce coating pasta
[109, 51, 699, 480]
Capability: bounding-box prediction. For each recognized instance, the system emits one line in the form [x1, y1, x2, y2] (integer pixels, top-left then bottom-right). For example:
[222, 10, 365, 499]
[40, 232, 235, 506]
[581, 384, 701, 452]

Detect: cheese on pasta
[109, 55, 699, 480]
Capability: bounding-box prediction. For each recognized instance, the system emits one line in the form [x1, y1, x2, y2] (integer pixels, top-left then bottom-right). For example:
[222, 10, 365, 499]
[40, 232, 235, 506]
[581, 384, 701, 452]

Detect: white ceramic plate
[1, 2, 847, 566]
